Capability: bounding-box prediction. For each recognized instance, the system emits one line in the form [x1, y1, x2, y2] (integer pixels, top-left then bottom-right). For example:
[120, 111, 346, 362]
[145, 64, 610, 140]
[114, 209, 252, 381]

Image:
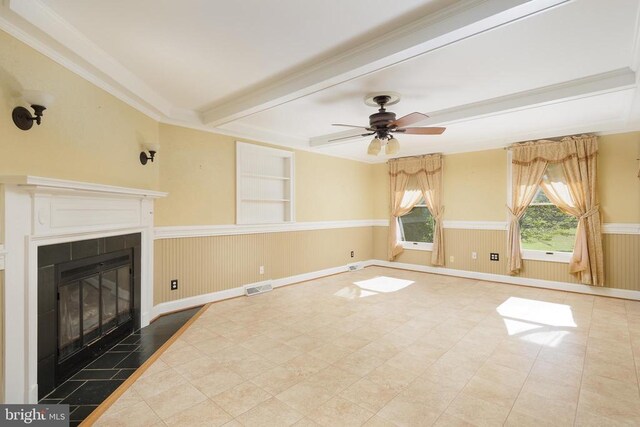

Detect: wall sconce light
[140, 143, 160, 165]
[12, 90, 55, 131]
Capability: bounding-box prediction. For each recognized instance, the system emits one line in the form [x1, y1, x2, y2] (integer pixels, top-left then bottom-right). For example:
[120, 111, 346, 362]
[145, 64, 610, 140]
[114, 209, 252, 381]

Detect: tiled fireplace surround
[0, 176, 166, 403]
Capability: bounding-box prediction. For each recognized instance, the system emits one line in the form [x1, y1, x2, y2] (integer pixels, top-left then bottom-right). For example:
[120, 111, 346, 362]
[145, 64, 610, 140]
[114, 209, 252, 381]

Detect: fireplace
[37, 235, 142, 399]
[1, 176, 166, 403]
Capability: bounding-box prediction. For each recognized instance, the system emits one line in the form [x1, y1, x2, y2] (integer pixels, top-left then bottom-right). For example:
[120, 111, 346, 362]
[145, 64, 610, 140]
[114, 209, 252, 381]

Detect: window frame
[397, 201, 434, 252]
[507, 151, 573, 264]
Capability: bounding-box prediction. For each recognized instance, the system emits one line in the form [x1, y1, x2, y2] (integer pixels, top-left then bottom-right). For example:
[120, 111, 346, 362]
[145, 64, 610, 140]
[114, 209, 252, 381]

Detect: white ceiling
[2, 0, 639, 162]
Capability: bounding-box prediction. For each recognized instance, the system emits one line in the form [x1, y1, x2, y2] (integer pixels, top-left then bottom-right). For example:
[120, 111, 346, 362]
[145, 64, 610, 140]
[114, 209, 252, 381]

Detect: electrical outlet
[449, 255, 454, 263]
[259, 266, 264, 275]
[170, 279, 178, 290]
[350, 250, 354, 258]
[472, 252, 477, 260]
[490, 253, 499, 261]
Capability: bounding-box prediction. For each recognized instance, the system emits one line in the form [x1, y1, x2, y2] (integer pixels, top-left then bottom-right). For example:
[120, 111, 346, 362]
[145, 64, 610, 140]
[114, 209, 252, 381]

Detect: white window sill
[401, 241, 433, 251]
[522, 249, 572, 263]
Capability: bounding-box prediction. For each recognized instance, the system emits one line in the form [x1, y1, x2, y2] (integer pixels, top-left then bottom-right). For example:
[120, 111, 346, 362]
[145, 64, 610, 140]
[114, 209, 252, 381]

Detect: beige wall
[296, 151, 376, 222]
[0, 30, 160, 191]
[443, 149, 508, 221]
[154, 227, 373, 304]
[154, 123, 379, 226]
[598, 132, 640, 223]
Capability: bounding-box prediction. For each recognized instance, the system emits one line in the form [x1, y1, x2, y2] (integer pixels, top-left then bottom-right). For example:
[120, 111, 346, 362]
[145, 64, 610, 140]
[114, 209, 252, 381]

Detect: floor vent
[245, 282, 273, 296]
[347, 263, 362, 271]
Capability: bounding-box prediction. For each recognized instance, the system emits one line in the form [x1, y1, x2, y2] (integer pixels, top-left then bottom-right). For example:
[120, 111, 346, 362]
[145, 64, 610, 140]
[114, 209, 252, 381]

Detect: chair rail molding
[0, 176, 166, 404]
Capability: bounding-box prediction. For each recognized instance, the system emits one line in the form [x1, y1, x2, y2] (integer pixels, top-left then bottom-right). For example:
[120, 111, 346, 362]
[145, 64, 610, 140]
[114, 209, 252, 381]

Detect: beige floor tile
[282, 354, 329, 379]
[226, 351, 275, 380]
[132, 367, 187, 400]
[163, 400, 233, 427]
[276, 381, 335, 414]
[511, 387, 577, 425]
[145, 382, 208, 420]
[138, 358, 171, 379]
[308, 396, 375, 427]
[293, 418, 322, 426]
[362, 415, 397, 427]
[331, 333, 372, 352]
[191, 335, 236, 354]
[211, 381, 272, 417]
[527, 358, 583, 388]
[577, 388, 640, 418]
[339, 378, 399, 412]
[581, 374, 640, 404]
[252, 365, 305, 395]
[333, 350, 387, 377]
[444, 393, 511, 426]
[365, 363, 416, 393]
[95, 401, 161, 427]
[91, 267, 640, 426]
[285, 334, 325, 352]
[190, 368, 245, 398]
[377, 393, 443, 426]
[236, 397, 304, 426]
[504, 410, 562, 427]
[432, 413, 476, 427]
[305, 365, 361, 395]
[106, 388, 144, 414]
[308, 343, 354, 364]
[160, 343, 206, 367]
[459, 375, 521, 408]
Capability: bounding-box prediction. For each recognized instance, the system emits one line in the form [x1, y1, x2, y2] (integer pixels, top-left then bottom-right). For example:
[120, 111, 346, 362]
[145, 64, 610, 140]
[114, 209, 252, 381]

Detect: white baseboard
[150, 258, 639, 319]
[370, 259, 640, 301]
[150, 260, 375, 319]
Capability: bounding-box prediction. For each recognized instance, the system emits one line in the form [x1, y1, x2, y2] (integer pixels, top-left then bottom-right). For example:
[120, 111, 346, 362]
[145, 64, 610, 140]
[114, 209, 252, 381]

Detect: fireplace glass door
[56, 250, 134, 382]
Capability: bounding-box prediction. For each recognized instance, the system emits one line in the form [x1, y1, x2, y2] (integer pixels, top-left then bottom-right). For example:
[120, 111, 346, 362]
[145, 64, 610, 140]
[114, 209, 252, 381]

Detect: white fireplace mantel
[0, 176, 167, 403]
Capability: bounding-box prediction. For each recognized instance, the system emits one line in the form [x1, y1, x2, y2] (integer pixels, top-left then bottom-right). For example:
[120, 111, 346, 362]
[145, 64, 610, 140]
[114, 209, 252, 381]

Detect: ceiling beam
[202, 0, 571, 127]
[310, 67, 637, 147]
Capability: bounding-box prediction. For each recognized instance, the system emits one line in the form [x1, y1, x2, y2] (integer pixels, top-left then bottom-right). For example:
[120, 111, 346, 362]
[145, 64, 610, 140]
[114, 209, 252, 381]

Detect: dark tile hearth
[39, 306, 201, 425]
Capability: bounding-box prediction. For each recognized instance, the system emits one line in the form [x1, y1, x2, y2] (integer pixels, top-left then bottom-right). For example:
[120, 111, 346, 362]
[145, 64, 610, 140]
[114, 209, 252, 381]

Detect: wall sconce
[12, 90, 55, 131]
[140, 143, 159, 165]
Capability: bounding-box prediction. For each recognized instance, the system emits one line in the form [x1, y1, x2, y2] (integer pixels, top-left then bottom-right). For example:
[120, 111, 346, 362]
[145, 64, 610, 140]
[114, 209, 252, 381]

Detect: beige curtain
[388, 154, 444, 265]
[507, 135, 603, 286]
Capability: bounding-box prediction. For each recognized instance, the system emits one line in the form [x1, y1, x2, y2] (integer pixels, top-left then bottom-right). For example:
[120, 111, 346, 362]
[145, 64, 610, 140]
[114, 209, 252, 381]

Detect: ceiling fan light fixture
[367, 137, 382, 155]
[386, 137, 400, 155]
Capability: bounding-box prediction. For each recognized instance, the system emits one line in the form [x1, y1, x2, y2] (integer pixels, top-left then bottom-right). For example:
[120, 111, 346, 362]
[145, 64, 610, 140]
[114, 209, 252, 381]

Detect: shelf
[241, 173, 290, 181]
[241, 198, 291, 203]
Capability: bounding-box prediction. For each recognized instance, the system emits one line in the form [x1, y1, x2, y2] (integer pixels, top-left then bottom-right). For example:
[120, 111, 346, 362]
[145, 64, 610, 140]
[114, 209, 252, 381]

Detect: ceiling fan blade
[332, 123, 370, 129]
[396, 127, 446, 135]
[391, 112, 430, 128]
[328, 132, 375, 142]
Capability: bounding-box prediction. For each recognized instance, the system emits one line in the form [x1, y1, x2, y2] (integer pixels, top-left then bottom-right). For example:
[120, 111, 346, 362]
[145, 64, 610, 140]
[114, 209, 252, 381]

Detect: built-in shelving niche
[236, 142, 294, 224]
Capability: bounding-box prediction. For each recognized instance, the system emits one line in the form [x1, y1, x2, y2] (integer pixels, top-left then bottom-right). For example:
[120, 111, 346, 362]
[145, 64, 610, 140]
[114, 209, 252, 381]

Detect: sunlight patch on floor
[334, 276, 415, 299]
[497, 297, 577, 346]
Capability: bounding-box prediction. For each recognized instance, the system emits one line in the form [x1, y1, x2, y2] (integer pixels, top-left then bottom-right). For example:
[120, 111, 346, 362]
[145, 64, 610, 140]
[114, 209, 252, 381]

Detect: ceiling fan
[331, 92, 445, 155]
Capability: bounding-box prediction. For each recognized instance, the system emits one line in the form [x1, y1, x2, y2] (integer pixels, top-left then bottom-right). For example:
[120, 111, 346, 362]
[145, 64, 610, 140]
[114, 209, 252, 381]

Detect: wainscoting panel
[373, 226, 640, 291]
[602, 233, 640, 290]
[154, 227, 373, 304]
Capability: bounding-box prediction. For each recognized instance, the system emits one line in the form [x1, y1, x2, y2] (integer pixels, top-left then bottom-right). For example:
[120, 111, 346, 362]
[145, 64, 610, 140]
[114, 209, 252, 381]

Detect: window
[236, 142, 294, 224]
[398, 198, 434, 250]
[520, 187, 578, 254]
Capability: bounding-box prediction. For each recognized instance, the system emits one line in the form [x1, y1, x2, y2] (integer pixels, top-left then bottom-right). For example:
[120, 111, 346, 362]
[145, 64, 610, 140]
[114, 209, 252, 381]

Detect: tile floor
[94, 267, 640, 426]
[40, 306, 201, 426]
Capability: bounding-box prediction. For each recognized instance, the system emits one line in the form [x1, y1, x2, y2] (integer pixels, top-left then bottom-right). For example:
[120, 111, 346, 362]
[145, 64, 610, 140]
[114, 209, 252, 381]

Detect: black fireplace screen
[56, 249, 134, 381]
